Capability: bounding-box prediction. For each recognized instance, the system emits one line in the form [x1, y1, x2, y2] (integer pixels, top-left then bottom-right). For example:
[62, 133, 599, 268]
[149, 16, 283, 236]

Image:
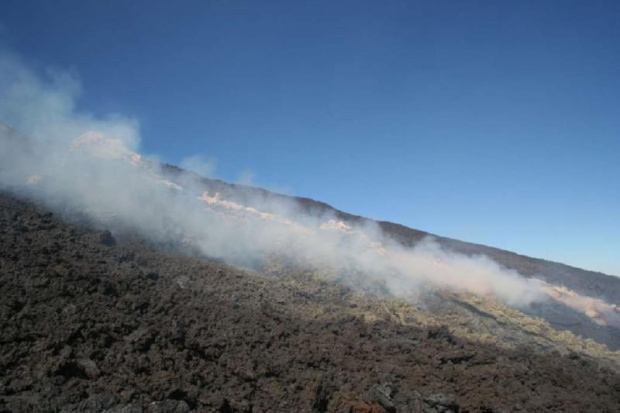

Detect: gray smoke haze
[0, 50, 549, 308]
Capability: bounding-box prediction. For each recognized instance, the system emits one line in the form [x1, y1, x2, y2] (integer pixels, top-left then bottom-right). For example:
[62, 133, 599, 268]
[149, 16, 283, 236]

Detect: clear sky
[1, 0, 619, 275]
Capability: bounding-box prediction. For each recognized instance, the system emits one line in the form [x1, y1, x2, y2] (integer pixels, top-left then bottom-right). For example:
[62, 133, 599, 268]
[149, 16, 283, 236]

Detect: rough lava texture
[1, 193, 620, 412]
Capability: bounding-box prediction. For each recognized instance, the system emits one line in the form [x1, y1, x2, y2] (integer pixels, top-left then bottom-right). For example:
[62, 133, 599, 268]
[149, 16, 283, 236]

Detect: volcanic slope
[1, 193, 620, 413]
[158, 164, 620, 351]
[1, 120, 619, 352]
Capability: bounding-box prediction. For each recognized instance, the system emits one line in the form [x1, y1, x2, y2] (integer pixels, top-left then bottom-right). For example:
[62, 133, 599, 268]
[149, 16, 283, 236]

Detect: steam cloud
[0, 50, 568, 310]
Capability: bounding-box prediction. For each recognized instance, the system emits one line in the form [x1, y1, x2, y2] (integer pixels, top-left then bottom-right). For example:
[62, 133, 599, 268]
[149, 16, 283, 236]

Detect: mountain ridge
[159, 162, 620, 305]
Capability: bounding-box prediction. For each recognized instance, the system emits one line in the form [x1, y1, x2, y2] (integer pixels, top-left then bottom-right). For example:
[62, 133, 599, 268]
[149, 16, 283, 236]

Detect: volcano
[1, 122, 619, 412]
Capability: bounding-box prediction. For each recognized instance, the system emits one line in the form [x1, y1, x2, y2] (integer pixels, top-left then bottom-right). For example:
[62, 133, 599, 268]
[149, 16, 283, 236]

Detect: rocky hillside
[2, 121, 620, 411]
[1, 193, 620, 412]
[159, 164, 620, 351]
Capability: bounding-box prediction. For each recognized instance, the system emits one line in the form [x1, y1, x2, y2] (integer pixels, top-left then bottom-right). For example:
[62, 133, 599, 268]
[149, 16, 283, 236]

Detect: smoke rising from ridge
[1, 50, 606, 314]
[0, 51, 140, 150]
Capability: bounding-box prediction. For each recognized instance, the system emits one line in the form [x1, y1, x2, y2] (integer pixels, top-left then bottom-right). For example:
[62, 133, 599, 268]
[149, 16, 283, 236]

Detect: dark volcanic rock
[100, 230, 116, 246]
[0, 192, 619, 412]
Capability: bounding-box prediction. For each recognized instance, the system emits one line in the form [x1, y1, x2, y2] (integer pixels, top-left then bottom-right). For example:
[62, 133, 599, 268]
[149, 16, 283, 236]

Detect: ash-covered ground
[1, 193, 620, 412]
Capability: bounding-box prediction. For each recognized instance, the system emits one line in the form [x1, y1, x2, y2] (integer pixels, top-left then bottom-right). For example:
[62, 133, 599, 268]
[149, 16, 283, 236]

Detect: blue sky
[1, 0, 619, 275]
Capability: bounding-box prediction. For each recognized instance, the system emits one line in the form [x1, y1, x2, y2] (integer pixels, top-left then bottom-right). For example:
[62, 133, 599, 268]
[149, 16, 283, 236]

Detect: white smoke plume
[0, 51, 140, 149]
[2, 49, 616, 322]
